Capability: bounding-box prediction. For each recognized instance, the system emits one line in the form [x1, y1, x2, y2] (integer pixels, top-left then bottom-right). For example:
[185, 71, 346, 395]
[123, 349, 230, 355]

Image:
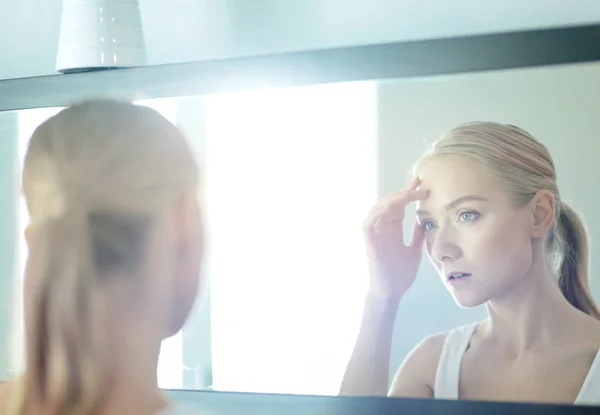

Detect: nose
[428, 225, 462, 264]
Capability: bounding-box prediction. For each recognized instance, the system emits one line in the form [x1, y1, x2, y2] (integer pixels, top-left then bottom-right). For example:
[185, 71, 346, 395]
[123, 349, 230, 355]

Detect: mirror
[1, 58, 599, 406]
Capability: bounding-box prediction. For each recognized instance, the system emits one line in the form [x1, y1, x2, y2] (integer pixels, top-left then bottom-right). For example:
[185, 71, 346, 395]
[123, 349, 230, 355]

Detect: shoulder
[400, 330, 450, 379]
[579, 316, 600, 356]
[388, 322, 481, 398]
[568, 313, 600, 353]
[0, 381, 11, 399]
[0, 381, 15, 410]
[387, 331, 449, 397]
[410, 331, 450, 364]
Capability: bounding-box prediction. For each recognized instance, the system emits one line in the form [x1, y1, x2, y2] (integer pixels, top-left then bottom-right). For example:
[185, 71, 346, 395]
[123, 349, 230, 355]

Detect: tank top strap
[575, 348, 600, 405]
[434, 322, 477, 400]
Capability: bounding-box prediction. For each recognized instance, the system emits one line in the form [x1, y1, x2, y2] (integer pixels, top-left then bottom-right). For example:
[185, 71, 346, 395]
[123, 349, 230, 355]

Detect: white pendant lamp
[56, 0, 147, 73]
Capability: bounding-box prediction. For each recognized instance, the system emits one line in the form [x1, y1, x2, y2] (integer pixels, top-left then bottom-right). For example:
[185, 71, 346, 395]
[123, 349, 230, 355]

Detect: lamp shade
[56, 0, 147, 73]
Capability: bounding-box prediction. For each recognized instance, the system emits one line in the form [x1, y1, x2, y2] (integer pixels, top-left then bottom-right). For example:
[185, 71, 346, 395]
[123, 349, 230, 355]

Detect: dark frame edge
[0, 23, 599, 112]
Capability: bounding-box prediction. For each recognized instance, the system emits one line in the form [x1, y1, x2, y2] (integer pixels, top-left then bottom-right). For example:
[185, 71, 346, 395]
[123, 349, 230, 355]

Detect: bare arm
[339, 292, 445, 398]
[340, 179, 429, 396]
[339, 295, 398, 396]
[0, 381, 14, 412]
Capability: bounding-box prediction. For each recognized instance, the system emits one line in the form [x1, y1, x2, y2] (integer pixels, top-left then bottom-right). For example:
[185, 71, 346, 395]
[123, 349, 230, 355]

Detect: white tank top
[434, 322, 600, 405]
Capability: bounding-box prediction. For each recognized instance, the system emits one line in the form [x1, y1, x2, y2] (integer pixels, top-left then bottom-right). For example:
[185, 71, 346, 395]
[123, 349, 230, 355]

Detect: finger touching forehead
[416, 156, 501, 214]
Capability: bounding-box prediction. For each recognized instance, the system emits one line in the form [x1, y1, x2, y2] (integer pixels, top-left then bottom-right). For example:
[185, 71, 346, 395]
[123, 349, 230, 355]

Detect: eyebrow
[416, 195, 488, 216]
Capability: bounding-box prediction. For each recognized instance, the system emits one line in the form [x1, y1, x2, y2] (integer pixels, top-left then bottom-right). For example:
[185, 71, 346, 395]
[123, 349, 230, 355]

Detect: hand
[362, 177, 428, 303]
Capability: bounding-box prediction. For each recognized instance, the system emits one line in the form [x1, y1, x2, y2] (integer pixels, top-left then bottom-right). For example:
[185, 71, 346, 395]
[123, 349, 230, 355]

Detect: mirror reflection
[0, 60, 599, 407]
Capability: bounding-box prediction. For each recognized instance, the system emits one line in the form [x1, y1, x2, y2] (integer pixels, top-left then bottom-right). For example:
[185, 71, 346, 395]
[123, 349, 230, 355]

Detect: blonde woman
[0, 99, 204, 414]
[341, 123, 600, 405]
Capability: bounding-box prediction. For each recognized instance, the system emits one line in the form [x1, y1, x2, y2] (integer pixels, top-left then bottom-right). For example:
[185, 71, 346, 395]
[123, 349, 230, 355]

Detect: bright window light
[204, 81, 377, 395]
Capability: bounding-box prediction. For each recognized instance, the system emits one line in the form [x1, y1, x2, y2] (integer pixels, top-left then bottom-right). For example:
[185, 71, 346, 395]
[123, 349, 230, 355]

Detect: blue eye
[459, 211, 479, 222]
[420, 220, 437, 231]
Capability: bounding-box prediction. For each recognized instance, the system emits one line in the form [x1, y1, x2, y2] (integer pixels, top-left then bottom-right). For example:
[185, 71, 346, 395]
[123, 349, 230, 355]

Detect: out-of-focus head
[19, 99, 203, 413]
[412, 122, 598, 318]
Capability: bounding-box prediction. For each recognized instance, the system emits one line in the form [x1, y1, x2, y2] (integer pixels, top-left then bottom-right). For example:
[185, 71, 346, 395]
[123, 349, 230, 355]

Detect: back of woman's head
[414, 121, 599, 319]
[15, 99, 200, 414]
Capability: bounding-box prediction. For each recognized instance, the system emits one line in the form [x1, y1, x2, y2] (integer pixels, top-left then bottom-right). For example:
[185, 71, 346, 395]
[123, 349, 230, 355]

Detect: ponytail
[555, 202, 600, 319]
[15, 99, 200, 414]
[15, 208, 109, 414]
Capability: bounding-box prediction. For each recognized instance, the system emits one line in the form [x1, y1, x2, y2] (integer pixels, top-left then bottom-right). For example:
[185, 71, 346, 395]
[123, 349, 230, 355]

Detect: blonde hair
[414, 122, 600, 319]
[13, 99, 199, 414]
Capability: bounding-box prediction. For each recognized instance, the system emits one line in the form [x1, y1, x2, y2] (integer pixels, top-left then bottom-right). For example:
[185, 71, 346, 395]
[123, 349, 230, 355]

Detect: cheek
[425, 237, 433, 257]
[23, 270, 34, 330]
[471, 218, 533, 276]
[23, 254, 40, 331]
[167, 246, 203, 335]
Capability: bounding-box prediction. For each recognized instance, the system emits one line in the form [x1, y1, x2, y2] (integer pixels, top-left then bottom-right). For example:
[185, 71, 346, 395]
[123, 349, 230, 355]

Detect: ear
[529, 190, 556, 239]
[173, 190, 203, 259]
[165, 189, 204, 337]
[172, 190, 204, 294]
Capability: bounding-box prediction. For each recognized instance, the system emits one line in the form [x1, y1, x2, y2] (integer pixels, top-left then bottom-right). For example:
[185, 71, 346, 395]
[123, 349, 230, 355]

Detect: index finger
[401, 176, 421, 192]
[373, 189, 428, 226]
[382, 188, 428, 208]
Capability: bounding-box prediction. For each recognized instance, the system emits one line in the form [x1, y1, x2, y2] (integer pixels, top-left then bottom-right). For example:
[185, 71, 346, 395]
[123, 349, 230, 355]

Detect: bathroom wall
[1, 0, 599, 80]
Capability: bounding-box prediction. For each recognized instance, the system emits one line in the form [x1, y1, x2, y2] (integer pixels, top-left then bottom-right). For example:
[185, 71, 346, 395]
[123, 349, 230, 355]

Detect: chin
[452, 293, 489, 309]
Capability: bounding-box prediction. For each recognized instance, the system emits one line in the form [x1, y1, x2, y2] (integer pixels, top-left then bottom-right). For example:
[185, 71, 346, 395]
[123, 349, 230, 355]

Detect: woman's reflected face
[415, 156, 534, 308]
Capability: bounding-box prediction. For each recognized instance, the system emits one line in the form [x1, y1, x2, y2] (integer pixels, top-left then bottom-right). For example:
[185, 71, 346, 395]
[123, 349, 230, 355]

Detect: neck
[98, 314, 168, 415]
[483, 258, 578, 356]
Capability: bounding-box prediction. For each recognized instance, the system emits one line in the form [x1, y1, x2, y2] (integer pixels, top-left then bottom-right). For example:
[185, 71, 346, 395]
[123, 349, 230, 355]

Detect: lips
[447, 272, 472, 281]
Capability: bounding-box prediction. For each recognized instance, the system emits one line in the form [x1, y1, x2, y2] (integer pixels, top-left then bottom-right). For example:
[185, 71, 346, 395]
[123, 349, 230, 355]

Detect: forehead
[417, 156, 505, 209]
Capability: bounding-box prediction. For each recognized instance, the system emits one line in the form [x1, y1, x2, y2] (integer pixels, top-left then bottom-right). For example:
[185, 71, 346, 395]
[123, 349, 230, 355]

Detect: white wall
[377, 61, 600, 381]
[1, 0, 599, 80]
